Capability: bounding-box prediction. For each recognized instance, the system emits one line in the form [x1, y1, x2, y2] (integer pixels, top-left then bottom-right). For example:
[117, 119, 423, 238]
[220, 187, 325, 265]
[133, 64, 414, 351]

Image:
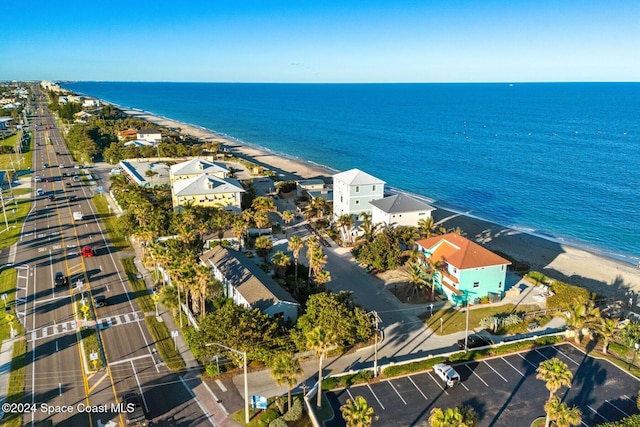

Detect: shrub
[382, 357, 446, 378]
[283, 397, 303, 421]
[595, 414, 640, 427]
[546, 280, 594, 310]
[525, 271, 549, 285]
[269, 418, 288, 427]
[258, 408, 279, 427]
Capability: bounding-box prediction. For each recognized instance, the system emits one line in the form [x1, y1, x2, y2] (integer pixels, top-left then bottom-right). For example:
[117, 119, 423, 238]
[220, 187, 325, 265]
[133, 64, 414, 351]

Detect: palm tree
[544, 396, 582, 427]
[357, 212, 379, 243]
[255, 236, 274, 262]
[428, 406, 477, 427]
[314, 269, 331, 287]
[271, 250, 291, 278]
[270, 353, 302, 410]
[308, 246, 328, 285]
[306, 326, 335, 407]
[288, 236, 304, 283]
[595, 317, 619, 354]
[406, 261, 429, 298]
[252, 195, 276, 214]
[340, 396, 377, 427]
[565, 298, 601, 344]
[281, 210, 295, 227]
[536, 358, 573, 401]
[231, 215, 247, 250]
[424, 259, 445, 302]
[417, 216, 436, 238]
[336, 213, 354, 244]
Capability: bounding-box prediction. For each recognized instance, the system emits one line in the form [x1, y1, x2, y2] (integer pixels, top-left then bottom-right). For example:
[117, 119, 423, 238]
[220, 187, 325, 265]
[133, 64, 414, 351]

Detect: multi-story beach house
[416, 233, 511, 305]
[369, 193, 435, 228]
[332, 168, 385, 221]
[200, 246, 299, 322]
[169, 158, 230, 183]
[137, 128, 162, 144]
[171, 174, 244, 212]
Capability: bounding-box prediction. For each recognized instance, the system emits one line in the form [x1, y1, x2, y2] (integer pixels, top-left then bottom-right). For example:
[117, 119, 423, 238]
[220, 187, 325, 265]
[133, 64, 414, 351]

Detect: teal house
[416, 233, 511, 306]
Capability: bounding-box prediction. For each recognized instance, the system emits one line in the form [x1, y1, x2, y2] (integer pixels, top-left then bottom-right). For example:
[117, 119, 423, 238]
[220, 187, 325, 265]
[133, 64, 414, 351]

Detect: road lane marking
[464, 364, 488, 387]
[484, 360, 508, 382]
[501, 357, 525, 376]
[387, 380, 407, 405]
[180, 376, 217, 426]
[109, 354, 154, 366]
[215, 379, 227, 392]
[408, 376, 428, 401]
[367, 383, 385, 410]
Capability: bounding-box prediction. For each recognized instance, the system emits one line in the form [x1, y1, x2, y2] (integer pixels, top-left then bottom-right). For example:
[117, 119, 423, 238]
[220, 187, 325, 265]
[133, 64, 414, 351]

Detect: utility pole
[369, 311, 382, 377]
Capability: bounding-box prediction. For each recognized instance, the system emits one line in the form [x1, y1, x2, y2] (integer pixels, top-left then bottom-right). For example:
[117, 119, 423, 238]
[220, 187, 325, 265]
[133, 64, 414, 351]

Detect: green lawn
[0, 132, 32, 172]
[92, 194, 132, 251]
[0, 196, 33, 251]
[423, 303, 541, 335]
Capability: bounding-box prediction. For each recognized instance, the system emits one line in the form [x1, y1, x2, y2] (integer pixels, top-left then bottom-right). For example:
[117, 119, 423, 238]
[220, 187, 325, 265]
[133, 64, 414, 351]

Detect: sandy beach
[121, 108, 640, 300]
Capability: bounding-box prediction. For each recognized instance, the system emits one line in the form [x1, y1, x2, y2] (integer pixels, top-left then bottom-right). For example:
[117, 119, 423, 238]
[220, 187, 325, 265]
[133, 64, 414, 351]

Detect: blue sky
[4, 0, 639, 82]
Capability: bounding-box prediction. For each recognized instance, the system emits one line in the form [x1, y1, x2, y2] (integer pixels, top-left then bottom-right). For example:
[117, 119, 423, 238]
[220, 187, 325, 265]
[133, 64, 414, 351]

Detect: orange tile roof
[118, 129, 137, 137]
[416, 233, 511, 270]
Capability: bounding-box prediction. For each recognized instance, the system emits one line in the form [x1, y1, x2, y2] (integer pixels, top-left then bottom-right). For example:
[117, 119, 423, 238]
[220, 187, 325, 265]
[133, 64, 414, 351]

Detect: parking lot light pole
[368, 311, 381, 377]
[206, 342, 249, 423]
[630, 342, 640, 371]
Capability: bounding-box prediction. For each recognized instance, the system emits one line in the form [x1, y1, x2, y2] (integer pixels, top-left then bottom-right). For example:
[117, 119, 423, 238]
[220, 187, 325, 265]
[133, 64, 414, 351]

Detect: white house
[369, 194, 435, 228]
[200, 246, 299, 322]
[137, 128, 162, 144]
[171, 174, 244, 212]
[82, 98, 101, 108]
[169, 158, 229, 182]
[332, 168, 385, 221]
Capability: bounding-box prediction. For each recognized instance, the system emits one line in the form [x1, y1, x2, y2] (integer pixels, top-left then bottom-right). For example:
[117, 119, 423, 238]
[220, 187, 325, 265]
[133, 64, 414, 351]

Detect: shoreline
[115, 103, 639, 298]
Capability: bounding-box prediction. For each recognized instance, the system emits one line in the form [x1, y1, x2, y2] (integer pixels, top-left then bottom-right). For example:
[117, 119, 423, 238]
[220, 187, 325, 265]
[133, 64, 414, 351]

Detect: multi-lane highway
[15, 88, 214, 426]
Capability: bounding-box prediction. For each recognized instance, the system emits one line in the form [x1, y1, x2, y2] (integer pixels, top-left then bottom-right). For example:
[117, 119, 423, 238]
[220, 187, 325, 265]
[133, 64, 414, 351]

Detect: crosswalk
[28, 311, 143, 341]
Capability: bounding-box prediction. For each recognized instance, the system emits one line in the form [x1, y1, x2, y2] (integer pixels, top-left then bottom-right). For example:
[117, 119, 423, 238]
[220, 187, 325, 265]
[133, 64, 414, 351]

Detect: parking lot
[325, 343, 639, 427]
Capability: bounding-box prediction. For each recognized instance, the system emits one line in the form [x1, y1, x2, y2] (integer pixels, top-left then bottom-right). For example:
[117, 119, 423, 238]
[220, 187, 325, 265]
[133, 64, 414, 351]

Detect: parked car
[54, 272, 68, 287]
[433, 363, 460, 387]
[457, 334, 493, 350]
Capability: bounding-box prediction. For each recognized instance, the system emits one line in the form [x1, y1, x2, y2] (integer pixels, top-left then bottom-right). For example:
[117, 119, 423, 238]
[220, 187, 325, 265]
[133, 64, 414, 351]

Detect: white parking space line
[534, 348, 550, 360]
[606, 400, 630, 417]
[408, 376, 428, 401]
[464, 365, 489, 387]
[555, 347, 580, 366]
[501, 357, 525, 376]
[367, 384, 385, 410]
[387, 381, 407, 405]
[517, 353, 538, 369]
[427, 372, 448, 395]
[587, 405, 609, 423]
[484, 360, 508, 382]
[346, 388, 355, 400]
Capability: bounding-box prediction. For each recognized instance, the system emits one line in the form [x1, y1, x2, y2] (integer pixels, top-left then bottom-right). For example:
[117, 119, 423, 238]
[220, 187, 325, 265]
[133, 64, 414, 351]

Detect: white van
[73, 212, 83, 221]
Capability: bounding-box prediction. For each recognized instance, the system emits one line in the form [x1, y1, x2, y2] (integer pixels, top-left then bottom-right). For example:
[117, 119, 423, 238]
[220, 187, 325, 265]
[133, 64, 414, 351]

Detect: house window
[355, 200, 360, 205]
[498, 282, 502, 288]
[501, 265, 505, 271]
[372, 185, 376, 192]
[419, 212, 425, 216]
[453, 267, 457, 273]
[473, 281, 480, 288]
[355, 186, 360, 193]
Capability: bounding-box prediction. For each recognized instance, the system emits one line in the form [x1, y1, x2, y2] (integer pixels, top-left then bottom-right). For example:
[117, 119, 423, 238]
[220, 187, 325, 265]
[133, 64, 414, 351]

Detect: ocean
[61, 82, 640, 264]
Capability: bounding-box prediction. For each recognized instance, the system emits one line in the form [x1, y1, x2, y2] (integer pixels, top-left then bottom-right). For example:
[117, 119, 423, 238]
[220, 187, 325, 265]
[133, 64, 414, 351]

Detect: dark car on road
[122, 391, 148, 426]
[457, 334, 493, 350]
[54, 272, 68, 287]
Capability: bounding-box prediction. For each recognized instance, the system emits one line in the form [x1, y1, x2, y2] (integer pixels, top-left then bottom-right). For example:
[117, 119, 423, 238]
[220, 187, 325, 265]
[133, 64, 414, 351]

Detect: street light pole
[206, 342, 249, 424]
[368, 311, 381, 377]
[464, 296, 470, 351]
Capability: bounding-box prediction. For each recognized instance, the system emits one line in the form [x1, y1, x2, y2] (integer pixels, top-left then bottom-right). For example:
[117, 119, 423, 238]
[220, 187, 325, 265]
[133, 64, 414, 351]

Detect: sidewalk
[131, 243, 241, 427]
